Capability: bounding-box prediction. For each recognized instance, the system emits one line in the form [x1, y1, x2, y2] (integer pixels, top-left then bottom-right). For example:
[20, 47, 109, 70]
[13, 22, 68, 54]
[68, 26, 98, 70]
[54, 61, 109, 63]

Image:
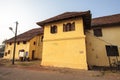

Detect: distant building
[86, 13, 120, 67]
[4, 28, 43, 60]
[0, 45, 5, 58]
[37, 11, 91, 70]
[0, 52, 4, 58]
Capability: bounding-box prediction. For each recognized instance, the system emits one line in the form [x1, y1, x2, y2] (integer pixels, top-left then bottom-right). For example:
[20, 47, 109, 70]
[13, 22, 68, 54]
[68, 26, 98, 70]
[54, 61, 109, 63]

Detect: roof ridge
[93, 13, 120, 20]
[92, 13, 120, 27]
[37, 10, 91, 26]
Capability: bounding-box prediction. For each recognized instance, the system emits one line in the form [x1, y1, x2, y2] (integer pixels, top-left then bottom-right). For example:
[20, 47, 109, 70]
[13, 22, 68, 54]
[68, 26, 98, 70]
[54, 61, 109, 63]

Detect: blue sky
[0, 0, 120, 44]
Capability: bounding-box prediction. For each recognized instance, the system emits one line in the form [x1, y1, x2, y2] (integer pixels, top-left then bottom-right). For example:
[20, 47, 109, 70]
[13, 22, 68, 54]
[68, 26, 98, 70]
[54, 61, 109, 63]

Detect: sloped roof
[37, 10, 91, 29]
[6, 28, 43, 43]
[92, 13, 120, 27]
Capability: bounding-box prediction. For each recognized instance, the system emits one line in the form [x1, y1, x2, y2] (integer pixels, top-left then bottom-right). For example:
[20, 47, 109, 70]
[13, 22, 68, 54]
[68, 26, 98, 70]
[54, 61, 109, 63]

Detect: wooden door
[32, 50, 35, 60]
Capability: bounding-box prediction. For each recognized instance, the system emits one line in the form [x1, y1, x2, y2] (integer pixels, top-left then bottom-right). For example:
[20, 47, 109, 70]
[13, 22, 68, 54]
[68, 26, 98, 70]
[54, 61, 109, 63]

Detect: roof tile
[37, 10, 91, 29]
[92, 13, 120, 27]
[6, 28, 43, 43]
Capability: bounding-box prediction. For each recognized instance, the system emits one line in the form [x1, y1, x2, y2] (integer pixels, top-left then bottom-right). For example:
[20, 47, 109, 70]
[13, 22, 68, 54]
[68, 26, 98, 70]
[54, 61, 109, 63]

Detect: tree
[2, 39, 7, 45]
[0, 39, 7, 52]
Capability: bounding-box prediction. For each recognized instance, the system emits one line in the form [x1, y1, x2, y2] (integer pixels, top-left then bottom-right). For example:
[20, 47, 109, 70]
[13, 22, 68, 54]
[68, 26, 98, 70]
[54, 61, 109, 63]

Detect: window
[8, 50, 10, 54]
[41, 36, 43, 42]
[5, 52, 7, 56]
[63, 24, 66, 32]
[63, 22, 75, 32]
[71, 22, 75, 31]
[105, 45, 119, 56]
[50, 25, 57, 34]
[19, 49, 25, 52]
[66, 23, 71, 31]
[9, 43, 12, 45]
[23, 41, 27, 44]
[93, 28, 102, 37]
[17, 42, 20, 45]
[33, 41, 36, 45]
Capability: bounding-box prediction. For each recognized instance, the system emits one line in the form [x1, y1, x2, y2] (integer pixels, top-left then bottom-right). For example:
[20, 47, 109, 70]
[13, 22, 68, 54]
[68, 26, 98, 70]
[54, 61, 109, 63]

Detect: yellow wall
[29, 35, 43, 60]
[86, 25, 120, 67]
[4, 41, 30, 60]
[42, 18, 88, 70]
[4, 35, 43, 60]
[4, 43, 14, 59]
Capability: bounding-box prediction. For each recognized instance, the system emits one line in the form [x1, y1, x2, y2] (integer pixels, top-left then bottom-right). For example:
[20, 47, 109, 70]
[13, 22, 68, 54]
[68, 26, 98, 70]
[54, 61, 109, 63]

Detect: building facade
[37, 11, 91, 70]
[86, 14, 120, 68]
[4, 28, 43, 60]
[37, 11, 120, 70]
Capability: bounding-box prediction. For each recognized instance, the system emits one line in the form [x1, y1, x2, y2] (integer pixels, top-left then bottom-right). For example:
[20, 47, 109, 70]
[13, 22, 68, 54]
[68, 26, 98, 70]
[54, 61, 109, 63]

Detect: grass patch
[16, 61, 36, 66]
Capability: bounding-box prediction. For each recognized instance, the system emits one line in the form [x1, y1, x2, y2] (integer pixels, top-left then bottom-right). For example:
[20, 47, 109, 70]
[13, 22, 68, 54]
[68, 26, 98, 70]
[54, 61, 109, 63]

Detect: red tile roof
[6, 28, 43, 43]
[92, 13, 120, 27]
[37, 10, 91, 29]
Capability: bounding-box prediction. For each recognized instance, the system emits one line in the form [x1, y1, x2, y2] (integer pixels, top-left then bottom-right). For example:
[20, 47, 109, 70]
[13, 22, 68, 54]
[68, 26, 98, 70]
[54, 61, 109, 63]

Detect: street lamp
[9, 21, 18, 65]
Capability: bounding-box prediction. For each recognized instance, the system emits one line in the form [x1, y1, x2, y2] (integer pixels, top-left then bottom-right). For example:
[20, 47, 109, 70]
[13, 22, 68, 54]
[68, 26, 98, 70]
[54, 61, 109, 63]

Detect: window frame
[93, 28, 103, 37]
[17, 42, 20, 45]
[5, 52, 7, 56]
[63, 22, 75, 32]
[33, 41, 36, 45]
[50, 25, 57, 34]
[105, 45, 119, 56]
[9, 43, 12, 45]
[41, 36, 43, 42]
[23, 41, 27, 44]
[8, 50, 10, 54]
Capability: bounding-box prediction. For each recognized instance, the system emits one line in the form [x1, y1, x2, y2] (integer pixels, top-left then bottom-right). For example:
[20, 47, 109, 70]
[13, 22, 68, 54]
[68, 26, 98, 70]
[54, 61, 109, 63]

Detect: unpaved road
[0, 67, 120, 80]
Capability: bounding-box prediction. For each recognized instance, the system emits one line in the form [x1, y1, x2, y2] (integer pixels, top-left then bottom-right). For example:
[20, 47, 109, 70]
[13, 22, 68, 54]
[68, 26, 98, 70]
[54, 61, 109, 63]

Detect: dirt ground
[0, 58, 120, 80]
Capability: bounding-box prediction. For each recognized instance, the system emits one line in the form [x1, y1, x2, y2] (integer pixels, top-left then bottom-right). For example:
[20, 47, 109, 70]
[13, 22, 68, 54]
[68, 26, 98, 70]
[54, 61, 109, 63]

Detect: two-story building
[86, 13, 120, 68]
[37, 11, 91, 70]
[4, 28, 43, 60]
[37, 11, 120, 70]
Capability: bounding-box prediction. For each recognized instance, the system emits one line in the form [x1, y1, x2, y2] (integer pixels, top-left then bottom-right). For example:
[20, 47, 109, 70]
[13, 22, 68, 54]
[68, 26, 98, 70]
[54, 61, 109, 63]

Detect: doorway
[32, 50, 35, 60]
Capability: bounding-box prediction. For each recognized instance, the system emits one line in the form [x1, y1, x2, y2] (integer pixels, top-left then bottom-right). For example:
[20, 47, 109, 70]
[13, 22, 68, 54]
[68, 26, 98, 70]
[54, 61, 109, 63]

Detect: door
[32, 50, 35, 60]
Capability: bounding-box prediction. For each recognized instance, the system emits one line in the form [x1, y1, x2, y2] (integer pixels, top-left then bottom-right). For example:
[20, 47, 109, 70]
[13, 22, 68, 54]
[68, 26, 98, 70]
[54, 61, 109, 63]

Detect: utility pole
[12, 21, 18, 65]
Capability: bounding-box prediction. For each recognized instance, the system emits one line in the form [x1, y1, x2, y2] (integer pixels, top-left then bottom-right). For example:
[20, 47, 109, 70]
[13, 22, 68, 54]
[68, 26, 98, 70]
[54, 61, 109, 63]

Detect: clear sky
[0, 0, 120, 44]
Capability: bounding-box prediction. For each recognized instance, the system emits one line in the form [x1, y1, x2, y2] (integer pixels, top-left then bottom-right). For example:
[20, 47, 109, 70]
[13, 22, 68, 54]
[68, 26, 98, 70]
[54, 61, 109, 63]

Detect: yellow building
[86, 13, 120, 68]
[4, 28, 43, 60]
[37, 11, 91, 70]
